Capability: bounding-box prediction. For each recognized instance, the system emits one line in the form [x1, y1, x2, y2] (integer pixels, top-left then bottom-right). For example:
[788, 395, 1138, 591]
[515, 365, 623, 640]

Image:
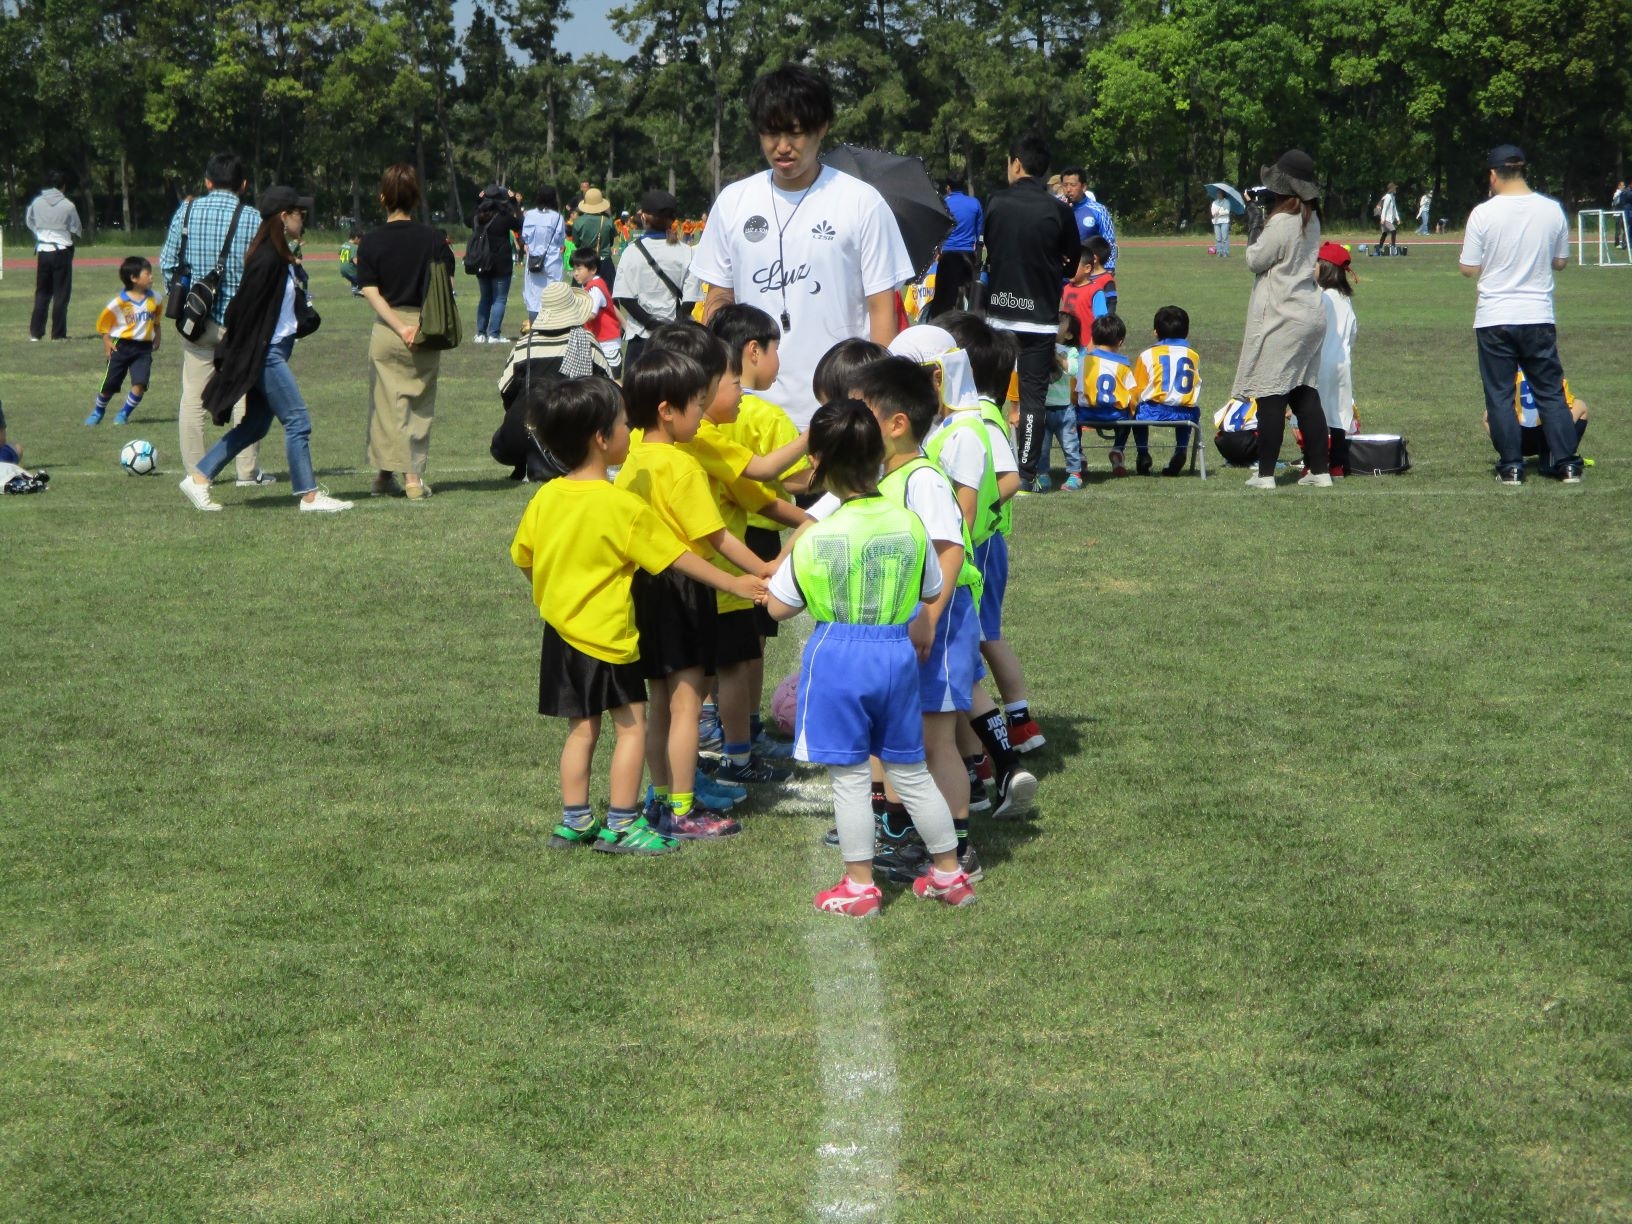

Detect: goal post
[1576, 210, 1631, 267]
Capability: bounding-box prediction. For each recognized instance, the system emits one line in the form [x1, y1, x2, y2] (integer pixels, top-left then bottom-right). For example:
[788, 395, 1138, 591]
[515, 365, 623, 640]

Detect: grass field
[2, 239, 1629, 1222]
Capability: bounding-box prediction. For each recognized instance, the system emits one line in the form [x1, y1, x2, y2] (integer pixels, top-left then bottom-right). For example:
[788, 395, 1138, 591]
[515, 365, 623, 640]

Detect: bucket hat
[1259, 150, 1320, 202]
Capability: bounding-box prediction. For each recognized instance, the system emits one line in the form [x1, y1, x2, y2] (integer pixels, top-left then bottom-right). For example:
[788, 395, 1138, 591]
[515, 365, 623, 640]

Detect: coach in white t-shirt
[1458, 144, 1579, 484]
[693, 64, 914, 427]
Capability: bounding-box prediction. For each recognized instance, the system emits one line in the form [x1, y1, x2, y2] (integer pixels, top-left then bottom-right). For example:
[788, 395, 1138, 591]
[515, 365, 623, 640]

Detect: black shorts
[632, 566, 717, 679]
[716, 608, 764, 669]
[539, 623, 646, 718]
[101, 339, 154, 396]
[744, 526, 782, 638]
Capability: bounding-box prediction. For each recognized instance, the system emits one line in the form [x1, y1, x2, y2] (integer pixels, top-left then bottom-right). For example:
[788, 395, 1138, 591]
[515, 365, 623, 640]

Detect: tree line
[3, 0, 1628, 237]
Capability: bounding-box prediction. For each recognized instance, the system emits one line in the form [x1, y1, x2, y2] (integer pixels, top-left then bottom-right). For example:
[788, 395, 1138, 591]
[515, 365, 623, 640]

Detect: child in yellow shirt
[1131, 305, 1203, 477]
[87, 257, 161, 426]
[510, 378, 763, 854]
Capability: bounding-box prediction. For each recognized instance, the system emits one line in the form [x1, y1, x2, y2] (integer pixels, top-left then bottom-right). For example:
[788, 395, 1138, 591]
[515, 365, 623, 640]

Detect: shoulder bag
[632, 237, 684, 306]
[164, 199, 195, 321]
[417, 230, 463, 350]
[176, 201, 246, 341]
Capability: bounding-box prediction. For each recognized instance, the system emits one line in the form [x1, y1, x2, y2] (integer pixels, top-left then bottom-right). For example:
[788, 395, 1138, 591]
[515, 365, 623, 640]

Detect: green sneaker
[592, 815, 681, 855]
[547, 819, 602, 849]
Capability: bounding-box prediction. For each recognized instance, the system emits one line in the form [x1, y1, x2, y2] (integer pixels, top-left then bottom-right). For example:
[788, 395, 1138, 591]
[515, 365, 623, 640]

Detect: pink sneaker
[814, 879, 882, 917]
[913, 870, 976, 908]
[657, 806, 741, 840]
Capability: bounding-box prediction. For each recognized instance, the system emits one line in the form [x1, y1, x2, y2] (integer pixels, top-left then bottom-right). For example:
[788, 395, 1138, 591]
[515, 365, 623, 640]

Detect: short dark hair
[1153, 305, 1189, 341]
[1007, 135, 1051, 178]
[1059, 166, 1086, 184]
[349, 228, 364, 240]
[534, 185, 560, 210]
[533, 377, 624, 469]
[1084, 236, 1111, 266]
[808, 399, 884, 496]
[936, 311, 1014, 402]
[569, 247, 600, 271]
[1090, 313, 1127, 348]
[1493, 164, 1526, 183]
[812, 337, 889, 405]
[624, 348, 711, 430]
[708, 304, 781, 375]
[853, 357, 939, 442]
[204, 154, 246, 192]
[942, 174, 966, 193]
[748, 63, 834, 134]
[44, 169, 67, 191]
[379, 163, 421, 214]
[646, 320, 728, 385]
[118, 256, 152, 288]
[1057, 312, 1082, 347]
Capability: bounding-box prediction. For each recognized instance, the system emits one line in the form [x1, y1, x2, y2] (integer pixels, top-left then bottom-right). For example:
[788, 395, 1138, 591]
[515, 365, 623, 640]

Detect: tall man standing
[159, 153, 269, 486]
[25, 171, 82, 341]
[927, 174, 982, 319]
[1459, 144, 1578, 484]
[1059, 167, 1117, 271]
[694, 63, 913, 426]
[984, 135, 1080, 491]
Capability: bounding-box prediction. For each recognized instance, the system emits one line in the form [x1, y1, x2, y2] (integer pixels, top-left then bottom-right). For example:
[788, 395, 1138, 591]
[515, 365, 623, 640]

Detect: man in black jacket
[983, 135, 1080, 490]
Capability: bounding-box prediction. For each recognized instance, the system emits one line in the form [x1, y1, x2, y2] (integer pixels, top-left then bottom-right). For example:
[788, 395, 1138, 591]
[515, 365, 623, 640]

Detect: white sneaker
[179, 476, 222, 511]
[1297, 472, 1333, 487]
[1245, 475, 1277, 489]
[472, 334, 487, 345]
[235, 470, 278, 487]
[299, 489, 354, 513]
[489, 335, 509, 344]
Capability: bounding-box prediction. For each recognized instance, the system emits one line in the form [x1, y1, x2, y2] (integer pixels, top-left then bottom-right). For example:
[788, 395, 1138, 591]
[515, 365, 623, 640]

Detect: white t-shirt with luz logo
[693, 165, 914, 427]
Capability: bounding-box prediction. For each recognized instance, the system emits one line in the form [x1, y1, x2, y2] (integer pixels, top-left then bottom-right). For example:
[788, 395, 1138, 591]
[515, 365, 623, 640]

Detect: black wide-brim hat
[1259, 150, 1320, 202]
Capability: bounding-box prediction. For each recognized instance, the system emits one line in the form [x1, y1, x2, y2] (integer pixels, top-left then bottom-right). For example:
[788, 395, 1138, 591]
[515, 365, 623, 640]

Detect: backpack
[464, 215, 500, 277]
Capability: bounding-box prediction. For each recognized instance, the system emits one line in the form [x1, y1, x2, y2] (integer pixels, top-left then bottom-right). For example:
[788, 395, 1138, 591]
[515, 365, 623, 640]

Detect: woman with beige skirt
[356, 163, 456, 500]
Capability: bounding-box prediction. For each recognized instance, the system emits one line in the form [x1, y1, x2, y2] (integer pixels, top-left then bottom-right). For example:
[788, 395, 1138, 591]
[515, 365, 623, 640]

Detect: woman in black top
[357, 163, 455, 501]
[470, 183, 522, 344]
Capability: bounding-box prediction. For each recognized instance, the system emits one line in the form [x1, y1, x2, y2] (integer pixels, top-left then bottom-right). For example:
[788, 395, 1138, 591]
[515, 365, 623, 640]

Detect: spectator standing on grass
[1376, 182, 1401, 252]
[160, 153, 270, 488]
[470, 184, 522, 344]
[1059, 168, 1117, 271]
[357, 163, 455, 501]
[1416, 188, 1433, 236]
[573, 188, 619, 290]
[26, 171, 82, 342]
[983, 134, 1080, 493]
[1613, 180, 1632, 250]
[614, 190, 696, 370]
[521, 187, 568, 325]
[1459, 144, 1579, 484]
[927, 175, 982, 319]
[692, 62, 914, 428]
[1234, 149, 1331, 490]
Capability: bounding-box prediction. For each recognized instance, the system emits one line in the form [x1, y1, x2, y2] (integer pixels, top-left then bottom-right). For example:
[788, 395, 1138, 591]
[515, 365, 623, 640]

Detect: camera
[1245, 186, 1277, 205]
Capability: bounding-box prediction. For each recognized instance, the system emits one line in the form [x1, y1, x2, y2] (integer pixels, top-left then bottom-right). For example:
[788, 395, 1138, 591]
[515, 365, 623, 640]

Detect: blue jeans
[1041, 406, 1083, 476]
[198, 338, 317, 494]
[1213, 221, 1230, 255]
[1477, 324, 1577, 475]
[476, 273, 512, 338]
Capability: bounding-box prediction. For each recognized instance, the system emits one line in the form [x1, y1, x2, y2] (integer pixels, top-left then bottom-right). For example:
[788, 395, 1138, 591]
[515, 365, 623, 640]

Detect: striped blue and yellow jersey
[1132, 340, 1201, 409]
[96, 290, 162, 342]
[1080, 348, 1137, 414]
[1513, 372, 1576, 428]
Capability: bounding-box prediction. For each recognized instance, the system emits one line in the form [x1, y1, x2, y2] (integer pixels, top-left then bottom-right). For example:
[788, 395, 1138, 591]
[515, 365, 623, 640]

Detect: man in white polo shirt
[694, 63, 913, 427]
[1459, 144, 1578, 484]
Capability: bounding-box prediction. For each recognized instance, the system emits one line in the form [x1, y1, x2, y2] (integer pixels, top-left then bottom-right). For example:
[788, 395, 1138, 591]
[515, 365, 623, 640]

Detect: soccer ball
[771, 672, 800, 736]
[120, 439, 158, 475]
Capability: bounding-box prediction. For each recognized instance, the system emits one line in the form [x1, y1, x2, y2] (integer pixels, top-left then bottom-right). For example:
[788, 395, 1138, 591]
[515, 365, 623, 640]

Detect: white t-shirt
[271, 269, 299, 343]
[614, 233, 694, 339]
[927, 411, 1017, 488]
[1459, 191, 1569, 328]
[1318, 289, 1357, 433]
[691, 165, 914, 427]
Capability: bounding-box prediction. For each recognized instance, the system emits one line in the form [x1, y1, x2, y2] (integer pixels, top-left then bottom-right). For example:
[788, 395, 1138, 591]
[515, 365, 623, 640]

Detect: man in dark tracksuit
[982, 136, 1080, 490]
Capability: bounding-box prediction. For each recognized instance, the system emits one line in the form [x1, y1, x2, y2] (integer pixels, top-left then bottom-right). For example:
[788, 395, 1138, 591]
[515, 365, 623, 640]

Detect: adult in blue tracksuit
[928, 176, 983, 319]
[1060, 167, 1117, 272]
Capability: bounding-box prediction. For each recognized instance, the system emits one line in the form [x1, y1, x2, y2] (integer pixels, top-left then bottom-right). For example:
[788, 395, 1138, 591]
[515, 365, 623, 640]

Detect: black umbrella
[821, 143, 953, 279]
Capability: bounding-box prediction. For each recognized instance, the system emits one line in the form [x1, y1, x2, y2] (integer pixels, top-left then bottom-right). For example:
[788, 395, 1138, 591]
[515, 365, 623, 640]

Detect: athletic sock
[724, 740, 752, 767]
[931, 866, 963, 886]
[119, 390, 143, 417]
[654, 785, 671, 802]
[671, 791, 694, 817]
[871, 780, 888, 815]
[606, 804, 638, 832]
[1003, 700, 1030, 723]
[839, 875, 873, 896]
[971, 709, 1019, 775]
[93, 393, 112, 415]
[953, 818, 970, 844]
[562, 803, 594, 832]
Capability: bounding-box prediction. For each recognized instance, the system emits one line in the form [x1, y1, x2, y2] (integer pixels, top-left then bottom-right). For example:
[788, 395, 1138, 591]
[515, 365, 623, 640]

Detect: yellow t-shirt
[724, 391, 806, 531]
[510, 478, 686, 665]
[97, 290, 162, 342]
[613, 438, 723, 558]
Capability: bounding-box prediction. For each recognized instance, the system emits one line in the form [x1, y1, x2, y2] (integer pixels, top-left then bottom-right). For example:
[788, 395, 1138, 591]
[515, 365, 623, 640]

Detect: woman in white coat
[521, 186, 567, 325]
[1315, 241, 1358, 477]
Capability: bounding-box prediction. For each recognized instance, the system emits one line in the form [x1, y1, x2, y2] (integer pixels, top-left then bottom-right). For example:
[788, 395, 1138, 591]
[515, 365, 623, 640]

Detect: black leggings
[1255, 386, 1328, 477]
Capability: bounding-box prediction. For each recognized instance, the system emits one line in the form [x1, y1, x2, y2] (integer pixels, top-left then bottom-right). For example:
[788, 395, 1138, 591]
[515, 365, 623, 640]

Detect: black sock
[870, 780, 887, 816]
[953, 818, 969, 844]
[971, 710, 1018, 775]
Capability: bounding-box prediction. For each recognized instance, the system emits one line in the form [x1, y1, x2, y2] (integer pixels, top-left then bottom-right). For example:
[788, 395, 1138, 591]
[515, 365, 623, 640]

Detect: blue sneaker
[753, 732, 796, 761]
[83, 410, 104, 426]
[714, 755, 793, 785]
[696, 773, 746, 809]
[113, 410, 132, 426]
[1035, 474, 1052, 492]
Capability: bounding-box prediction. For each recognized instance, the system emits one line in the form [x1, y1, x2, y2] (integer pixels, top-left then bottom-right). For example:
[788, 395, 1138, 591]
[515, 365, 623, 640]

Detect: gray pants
[830, 760, 957, 864]
[177, 318, 258, 480]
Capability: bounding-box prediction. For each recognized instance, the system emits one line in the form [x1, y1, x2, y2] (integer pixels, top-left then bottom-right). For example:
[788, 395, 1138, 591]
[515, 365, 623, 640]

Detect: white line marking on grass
[804, 834, 901, 1223]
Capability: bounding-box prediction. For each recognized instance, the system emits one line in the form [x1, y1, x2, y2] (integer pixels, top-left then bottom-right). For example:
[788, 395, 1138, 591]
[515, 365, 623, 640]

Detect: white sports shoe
[179, 476, 222, 511]
[472, 334, 487, 345]
[1297, 472, 1333, 487]
[1245, 475, 1278, 489]
[299, 489, 354, 513]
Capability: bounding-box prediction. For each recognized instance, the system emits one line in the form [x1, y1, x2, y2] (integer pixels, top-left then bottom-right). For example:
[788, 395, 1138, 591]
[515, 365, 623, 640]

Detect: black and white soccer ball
[120, 439, 158, 475]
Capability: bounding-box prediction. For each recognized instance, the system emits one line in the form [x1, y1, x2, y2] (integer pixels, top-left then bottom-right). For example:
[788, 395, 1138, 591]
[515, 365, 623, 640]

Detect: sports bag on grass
[176, 202, 247, 342]
[164, 199, 195, 321]
[417, 234, 462, 350]
[1346, 434, 1411, 475]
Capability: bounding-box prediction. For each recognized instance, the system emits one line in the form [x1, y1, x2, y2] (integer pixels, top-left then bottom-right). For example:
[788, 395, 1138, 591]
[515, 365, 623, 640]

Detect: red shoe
[913, 870, 976, 907]
[974, 755, 994, 784]
[1007, 716, 1046, 753]
[814, 879, 882, 917]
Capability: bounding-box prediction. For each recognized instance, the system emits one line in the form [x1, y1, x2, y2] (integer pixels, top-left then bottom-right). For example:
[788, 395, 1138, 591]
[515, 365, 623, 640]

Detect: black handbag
[177, 203, 247, 342]
[1346, 434, 1411, 475]
[164, 199, 195, 321]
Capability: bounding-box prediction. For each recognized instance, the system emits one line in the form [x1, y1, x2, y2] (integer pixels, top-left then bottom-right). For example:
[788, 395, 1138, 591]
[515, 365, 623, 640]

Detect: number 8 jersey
[1132, 340, 1202, 409]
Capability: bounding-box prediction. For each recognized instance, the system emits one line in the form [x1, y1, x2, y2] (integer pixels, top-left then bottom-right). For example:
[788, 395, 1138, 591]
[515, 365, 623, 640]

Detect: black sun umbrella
[822, 144, 953, 279]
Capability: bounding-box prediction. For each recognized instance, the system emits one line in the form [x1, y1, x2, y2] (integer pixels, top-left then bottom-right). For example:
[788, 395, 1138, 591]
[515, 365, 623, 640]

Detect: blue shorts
[916, 586, 980, 713]
[1077, 407, 1133, 426]
[794, 622, 925, 766]
[973, 533, 1008, 642]
[1134, 403, 1200, 423]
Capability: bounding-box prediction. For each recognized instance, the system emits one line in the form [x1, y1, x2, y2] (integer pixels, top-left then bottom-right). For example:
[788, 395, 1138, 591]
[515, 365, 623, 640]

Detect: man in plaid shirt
[159, 153, 269, 486]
